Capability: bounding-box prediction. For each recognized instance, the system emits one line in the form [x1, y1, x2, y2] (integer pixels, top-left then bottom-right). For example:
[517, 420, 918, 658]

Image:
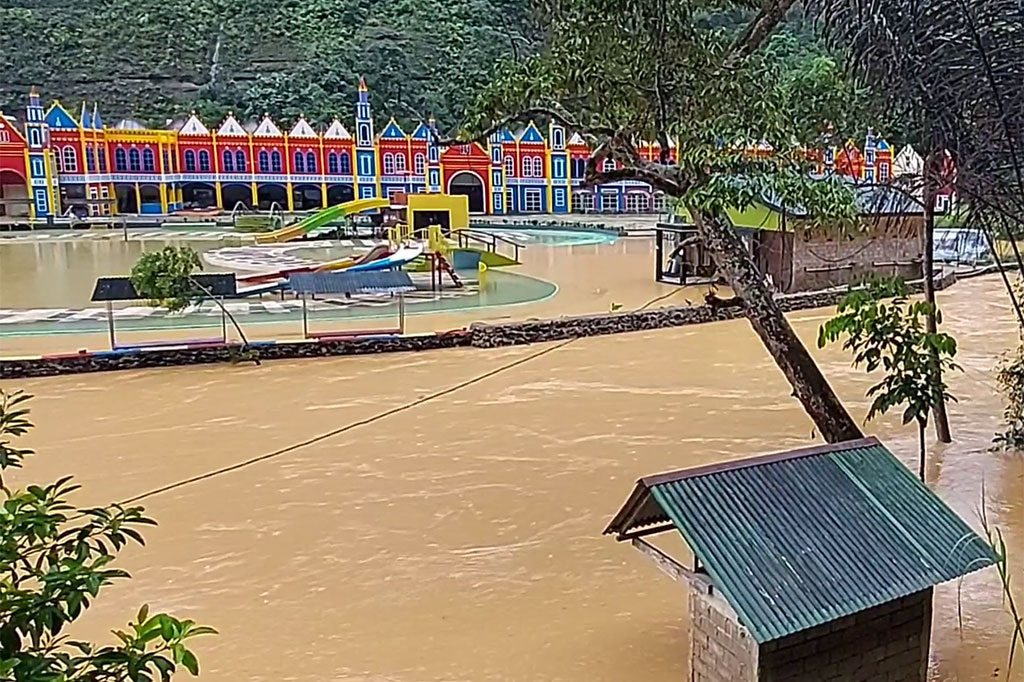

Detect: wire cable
[120, 285, 688, 505]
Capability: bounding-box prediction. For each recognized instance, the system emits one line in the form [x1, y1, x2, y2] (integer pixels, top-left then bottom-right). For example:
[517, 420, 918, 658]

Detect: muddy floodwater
[4, 240, 1023, 682]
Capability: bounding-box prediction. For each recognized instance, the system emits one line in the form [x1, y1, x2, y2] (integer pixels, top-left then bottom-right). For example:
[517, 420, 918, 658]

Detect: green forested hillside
[0, 0, 536, 128]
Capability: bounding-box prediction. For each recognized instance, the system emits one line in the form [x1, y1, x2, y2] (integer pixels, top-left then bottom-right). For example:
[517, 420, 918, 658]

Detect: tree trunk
[918, 419, 927, 481]
[688, 206, 864, 443]
[922, 154, 953, 443]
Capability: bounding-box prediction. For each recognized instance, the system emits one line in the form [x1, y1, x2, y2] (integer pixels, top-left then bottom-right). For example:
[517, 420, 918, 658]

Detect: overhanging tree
[0, 388, 215, 682]
[440, 0, 877, 442]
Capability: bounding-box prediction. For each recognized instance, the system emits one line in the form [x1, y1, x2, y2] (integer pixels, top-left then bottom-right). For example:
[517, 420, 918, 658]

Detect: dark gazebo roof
[605, 437, 997, 643]
[91, 275, 237, 302]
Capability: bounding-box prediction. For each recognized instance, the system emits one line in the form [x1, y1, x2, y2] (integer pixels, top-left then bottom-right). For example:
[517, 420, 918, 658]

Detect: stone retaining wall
[470, 271, 956, 348]
[0, 272, 956, 379]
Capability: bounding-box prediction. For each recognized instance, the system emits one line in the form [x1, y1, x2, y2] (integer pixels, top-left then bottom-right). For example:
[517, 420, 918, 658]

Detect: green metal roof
[605, 437, 998, 643]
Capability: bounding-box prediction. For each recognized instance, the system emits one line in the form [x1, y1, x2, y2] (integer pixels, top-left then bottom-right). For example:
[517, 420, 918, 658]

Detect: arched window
[294, 151, 305, 173]
[602, 158, 616, 172]
[271, 151, 282, 173]
[222, 149, 234, 173]
[98, 150, 107, 172]
[259, 151, 270, 173]
[162, 150, 169, 173]
[142, 149, 155, 172]
[521, 157, 531, 177]
[306, 152, 316, 173]
[395, 154, 405, 172]
[328, 152, 339, 174]
[235, 150, 246, 173]
[182, 149, 194, 172]
[532, 156, 544, 177]
[414, 153, 425, 175]
[198, 150, 210, 172]
[383, 153, 395, 175]
[339, 152, 351, 174]
[504, 156, 515, 177]
[573, 158, 586, 178]
[62, 147, 78, 173]
[128, 149, 141, 172]
[86, 146, 96, 173]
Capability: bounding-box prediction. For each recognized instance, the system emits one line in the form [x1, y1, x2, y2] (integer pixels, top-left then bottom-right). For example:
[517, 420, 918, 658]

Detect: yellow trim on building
[22, 148, 35, 220]
[545, 143, 552, 213]
[159, 183, 168, 213]
[43, 149, 57, 217]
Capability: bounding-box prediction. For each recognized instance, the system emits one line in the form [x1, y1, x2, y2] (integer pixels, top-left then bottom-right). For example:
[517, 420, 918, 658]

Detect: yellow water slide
[255, 197, 391, 244]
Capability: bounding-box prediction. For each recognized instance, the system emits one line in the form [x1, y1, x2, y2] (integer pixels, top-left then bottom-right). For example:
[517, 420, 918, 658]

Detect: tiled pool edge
[0, 273, 956, 379]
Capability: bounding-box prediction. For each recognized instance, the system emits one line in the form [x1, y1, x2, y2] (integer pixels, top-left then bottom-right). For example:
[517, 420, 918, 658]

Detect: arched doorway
[181, 182, 217, 209]
[222, 184, 253, 211]
[257, 184, 287, 211]
[292, 184, 323, 211]
[448, 171, 485, 213]
[139, 185, 162, 214]
[327, 184, 354, 206]
[0, 170, 29, 217]
[115, 184, 138, 214]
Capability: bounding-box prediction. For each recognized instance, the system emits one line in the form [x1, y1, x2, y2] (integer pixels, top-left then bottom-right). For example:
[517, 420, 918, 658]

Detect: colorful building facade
[0, 80, 946, 221]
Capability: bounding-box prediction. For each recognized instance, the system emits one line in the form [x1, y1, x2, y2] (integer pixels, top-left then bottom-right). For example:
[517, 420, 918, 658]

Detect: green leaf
[181, 649, 200, 676]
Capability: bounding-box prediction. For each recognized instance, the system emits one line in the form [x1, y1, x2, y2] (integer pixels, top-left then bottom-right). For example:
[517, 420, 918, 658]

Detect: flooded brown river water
[4, 243, 1023, 682]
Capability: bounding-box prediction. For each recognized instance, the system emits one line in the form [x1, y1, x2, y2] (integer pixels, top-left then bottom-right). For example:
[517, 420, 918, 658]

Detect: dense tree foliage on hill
[0, 0, 537, 129]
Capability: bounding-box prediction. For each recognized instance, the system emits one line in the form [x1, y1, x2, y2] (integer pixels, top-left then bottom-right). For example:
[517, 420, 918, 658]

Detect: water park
[1, 4, 1022, 680]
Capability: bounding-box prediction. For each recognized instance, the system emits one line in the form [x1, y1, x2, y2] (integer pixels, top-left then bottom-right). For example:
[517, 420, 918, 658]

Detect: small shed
[287, 271, 416, 339]
[605, 437, 998, 682]
[90, 275, 237, 350]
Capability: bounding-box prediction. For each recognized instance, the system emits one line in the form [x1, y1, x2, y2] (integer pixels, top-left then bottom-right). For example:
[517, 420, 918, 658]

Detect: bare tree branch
[727, 0, 800, 65]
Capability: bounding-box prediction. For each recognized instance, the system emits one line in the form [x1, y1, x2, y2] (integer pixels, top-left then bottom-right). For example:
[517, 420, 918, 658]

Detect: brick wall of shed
[757, 588, 933, 682]
[689, 585, 758, 682]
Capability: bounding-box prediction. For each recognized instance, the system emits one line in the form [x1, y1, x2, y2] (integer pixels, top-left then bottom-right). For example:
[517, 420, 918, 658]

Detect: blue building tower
[426, 117, 442, 194]
[488, 131, 506, 215]
[24, 87, 55, 219]
[864, 129, 877, 183]
[548, 122, 570, 214]
[354, 76, 378, 200]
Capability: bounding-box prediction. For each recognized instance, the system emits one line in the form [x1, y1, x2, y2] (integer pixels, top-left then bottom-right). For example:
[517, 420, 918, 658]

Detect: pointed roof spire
[324, 118, 351, 139]
[92, 103, 103, 130]
[359, 76, 368, 92]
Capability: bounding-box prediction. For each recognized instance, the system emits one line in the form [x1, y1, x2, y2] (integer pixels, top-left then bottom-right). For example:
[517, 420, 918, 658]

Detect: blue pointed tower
[548, 121, 570, 214]
[354, 76, 378, 199]
[488, 130, 506, 215]
[24, 87, 56, 220]
[864, 129, 877, 183]
[426, 116, 441, 194]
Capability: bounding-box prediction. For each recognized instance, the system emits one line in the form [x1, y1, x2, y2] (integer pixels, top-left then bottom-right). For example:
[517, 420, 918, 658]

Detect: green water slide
[256, 197, 390, 244]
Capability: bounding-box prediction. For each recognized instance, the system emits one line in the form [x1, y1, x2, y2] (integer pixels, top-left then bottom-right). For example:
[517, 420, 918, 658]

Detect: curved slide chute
[346, 244, 425, 272]
[255, 197, 390, 244]
[314, 244, 391, 272]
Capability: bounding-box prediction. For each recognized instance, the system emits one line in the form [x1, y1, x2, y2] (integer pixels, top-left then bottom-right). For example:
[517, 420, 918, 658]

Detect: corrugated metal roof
[606, 437, 998, 643]
[91, 275, 237, 301]
[288, 271, 415, 295]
